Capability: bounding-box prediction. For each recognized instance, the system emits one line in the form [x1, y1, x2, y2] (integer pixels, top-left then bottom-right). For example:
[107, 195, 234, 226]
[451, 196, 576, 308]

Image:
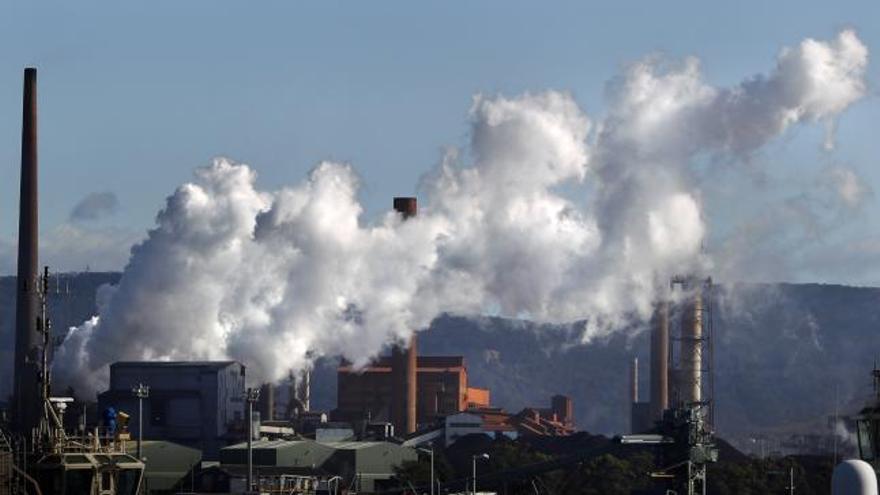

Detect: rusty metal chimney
[649, 299, 669, 420]
[391, 197, 417, 435]
[12, 67, 41, 437]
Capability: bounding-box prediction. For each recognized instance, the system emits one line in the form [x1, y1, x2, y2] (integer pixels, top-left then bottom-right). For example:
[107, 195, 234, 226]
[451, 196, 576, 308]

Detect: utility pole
[131, 383, 150, 460]
[245, 387, 261, 492]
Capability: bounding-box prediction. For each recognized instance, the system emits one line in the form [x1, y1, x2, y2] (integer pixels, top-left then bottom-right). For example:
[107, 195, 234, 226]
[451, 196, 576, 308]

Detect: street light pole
[131, 383, 150, 460]
[244, 387, 261, 492]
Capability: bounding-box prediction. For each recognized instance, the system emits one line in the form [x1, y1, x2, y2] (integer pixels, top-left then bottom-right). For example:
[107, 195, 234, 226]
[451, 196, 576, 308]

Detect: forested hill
[2, 273, 877, 451]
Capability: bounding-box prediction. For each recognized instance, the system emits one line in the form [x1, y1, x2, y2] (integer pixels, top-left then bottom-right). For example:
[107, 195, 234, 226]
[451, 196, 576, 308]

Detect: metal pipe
[13, 67, 41, 439]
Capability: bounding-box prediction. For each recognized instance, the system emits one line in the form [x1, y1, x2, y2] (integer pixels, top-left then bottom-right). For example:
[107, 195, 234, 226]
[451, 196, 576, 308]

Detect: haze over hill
[1, 274, 875, 451]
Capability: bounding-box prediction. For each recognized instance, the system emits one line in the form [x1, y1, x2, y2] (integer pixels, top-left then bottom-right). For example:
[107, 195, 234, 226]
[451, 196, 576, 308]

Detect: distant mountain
[312, 283, 880, 449]
[2, 274, 876, 452]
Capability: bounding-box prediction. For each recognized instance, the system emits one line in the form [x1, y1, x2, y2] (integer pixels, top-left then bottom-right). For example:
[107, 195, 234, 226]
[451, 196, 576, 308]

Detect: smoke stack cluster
[12, 67, 41, 436]
[391, 197, 418, 435]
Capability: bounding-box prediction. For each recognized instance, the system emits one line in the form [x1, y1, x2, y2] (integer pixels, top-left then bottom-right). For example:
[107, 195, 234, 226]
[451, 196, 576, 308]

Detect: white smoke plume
[53, 31, 868, 395]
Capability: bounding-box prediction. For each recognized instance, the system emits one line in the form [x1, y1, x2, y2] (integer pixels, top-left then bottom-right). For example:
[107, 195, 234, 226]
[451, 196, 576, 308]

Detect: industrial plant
[0, 59, 875, 495]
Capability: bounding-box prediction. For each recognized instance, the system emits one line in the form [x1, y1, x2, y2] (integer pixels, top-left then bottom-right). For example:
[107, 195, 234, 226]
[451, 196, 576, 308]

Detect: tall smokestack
[12, 67, 41, 437]
[391, 197, 417, 435]
[680, 287, 703, 404]
[649, 299, 669, 420]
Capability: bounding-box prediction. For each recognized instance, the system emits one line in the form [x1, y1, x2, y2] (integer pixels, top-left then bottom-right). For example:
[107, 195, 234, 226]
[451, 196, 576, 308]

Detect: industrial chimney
[680, 287, 703, 404]
[12, 67, 41, 437]
[391, 197, 417, 435]
[649, 299, 669, 420]
[258, 383, 275, 421]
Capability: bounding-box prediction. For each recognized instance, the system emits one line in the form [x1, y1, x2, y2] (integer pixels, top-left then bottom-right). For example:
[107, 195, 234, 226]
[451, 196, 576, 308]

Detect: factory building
[406, 396, 575, 448]
[336, 355, 490, 431]
[97, 361, 246, 459]
[213, 439, 418, 493]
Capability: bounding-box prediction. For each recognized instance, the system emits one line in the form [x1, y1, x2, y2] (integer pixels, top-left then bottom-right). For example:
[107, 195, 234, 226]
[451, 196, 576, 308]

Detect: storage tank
[832, 460, 878, 495]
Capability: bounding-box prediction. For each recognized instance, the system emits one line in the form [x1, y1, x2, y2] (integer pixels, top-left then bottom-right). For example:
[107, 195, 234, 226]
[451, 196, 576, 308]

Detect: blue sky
[0, 1, 878, 282]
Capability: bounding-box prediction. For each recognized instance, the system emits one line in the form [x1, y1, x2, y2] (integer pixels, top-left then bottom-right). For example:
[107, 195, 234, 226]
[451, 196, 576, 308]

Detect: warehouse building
[217, 439, 417, 493]
[97, 361, 246, 459]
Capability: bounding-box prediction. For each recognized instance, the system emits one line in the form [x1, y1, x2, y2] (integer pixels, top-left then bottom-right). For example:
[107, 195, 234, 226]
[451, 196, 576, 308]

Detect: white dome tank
[833, 460, 878, 495]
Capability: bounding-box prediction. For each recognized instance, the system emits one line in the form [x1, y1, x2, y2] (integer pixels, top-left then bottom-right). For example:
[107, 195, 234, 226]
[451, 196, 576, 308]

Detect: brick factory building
[335, 356, 490, 432]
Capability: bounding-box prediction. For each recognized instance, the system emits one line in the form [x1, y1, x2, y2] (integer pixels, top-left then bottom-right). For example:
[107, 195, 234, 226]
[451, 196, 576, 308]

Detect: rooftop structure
[218, 439, 417, 493]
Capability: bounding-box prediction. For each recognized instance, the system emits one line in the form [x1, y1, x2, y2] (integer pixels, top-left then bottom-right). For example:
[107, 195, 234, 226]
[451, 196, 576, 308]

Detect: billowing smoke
[53, 31, 868, 395]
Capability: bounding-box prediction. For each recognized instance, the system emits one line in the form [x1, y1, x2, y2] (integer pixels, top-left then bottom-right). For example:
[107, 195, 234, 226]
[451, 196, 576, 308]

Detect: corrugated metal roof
[321, 441, 396, 450]
[222, 439, 312, 451]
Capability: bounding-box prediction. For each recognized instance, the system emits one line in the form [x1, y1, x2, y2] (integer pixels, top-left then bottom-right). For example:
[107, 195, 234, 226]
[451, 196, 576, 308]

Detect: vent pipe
[13, 67, 41, 437]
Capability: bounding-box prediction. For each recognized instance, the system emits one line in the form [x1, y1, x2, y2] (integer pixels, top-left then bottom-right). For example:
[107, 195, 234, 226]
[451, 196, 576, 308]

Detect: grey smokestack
[680, 288, 703, 404]
[259, 383, 275, 421]
[391, 197, 417, 435]
[649, 299, 669, 420]
[13, 67, 40, 436]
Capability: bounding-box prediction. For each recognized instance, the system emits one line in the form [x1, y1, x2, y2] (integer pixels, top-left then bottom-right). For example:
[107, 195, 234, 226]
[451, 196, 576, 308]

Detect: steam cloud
[53, 31, 868, 395]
